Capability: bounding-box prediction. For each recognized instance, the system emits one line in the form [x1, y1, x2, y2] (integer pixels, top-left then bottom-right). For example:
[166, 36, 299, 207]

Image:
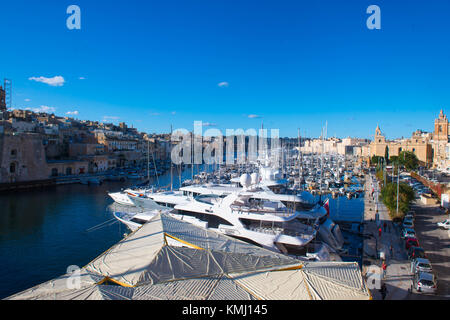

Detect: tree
[389, 155, 399, 165]
[371, 155, 383, 166]
[398, 151, 419, 171]
[380, 182, 415, 220]
[384, 146, 389, 165]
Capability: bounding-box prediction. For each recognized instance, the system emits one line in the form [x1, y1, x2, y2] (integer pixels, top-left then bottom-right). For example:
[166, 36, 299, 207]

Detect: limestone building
[431, 110, 450, 169]
[369, 125, 433, 165]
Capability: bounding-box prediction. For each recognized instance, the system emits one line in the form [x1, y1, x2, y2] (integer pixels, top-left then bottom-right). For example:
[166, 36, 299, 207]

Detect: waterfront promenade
[362, 173, 412, 300]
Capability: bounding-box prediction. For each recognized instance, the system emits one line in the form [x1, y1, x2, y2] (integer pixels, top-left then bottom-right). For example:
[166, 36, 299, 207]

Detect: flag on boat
[323, 198, 330, 217]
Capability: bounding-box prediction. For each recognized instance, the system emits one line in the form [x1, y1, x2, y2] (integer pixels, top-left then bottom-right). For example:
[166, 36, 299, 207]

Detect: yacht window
[176, 210, 232, 227]
[130, 218, 147, 224]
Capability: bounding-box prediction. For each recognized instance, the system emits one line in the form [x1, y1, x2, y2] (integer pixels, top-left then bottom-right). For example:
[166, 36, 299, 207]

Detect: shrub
[379, 182, 415, 220]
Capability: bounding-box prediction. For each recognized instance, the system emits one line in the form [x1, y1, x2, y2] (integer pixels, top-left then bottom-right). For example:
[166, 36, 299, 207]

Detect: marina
[3, 1, 450, 302]
[0, 153, 368, 299]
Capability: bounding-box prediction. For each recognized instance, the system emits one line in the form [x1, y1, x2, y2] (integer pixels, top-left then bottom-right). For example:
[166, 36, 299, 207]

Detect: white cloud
[217, 82, 229, 88]
[29, 76, 65, 87]
[171, 111, 177, 115]
[78, 77, 86, 80]
[66, 111, 79, 116]
[33, 105, 56, 113]
[248, 114, 262, 119]
[24, 99, 31, 102]
[150, 112, 161, 116]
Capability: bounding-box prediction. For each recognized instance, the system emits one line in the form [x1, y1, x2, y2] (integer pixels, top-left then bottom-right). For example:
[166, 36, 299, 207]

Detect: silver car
[411, 258, 432, 274]
[413, 272, 437, 294]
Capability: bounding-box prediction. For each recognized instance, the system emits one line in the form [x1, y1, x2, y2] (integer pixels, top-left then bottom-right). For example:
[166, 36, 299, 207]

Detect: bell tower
[375, 124, 385, 143]
[434, 109, 448, 141]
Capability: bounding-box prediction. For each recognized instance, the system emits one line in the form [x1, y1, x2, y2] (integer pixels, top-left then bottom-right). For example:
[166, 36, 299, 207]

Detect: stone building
[431, 110, 450, 169]
[369, 125, 433, 165]
[47, 160, 89, 177]
[0, 133, 48, 183]
[69, 143, 106, 158]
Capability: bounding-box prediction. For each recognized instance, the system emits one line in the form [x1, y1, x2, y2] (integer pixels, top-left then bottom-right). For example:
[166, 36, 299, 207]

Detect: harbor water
[0, 168, 365, 299]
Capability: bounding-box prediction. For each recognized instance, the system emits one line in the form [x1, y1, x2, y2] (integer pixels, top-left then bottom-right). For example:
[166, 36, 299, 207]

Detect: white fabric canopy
[7, 213, 370, 300]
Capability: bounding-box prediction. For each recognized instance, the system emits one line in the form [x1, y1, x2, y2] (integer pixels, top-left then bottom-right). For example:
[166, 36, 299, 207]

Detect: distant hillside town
[298, 110, 450, 171]
[0, 85, 171, 185]
[1, 82, 449, 186]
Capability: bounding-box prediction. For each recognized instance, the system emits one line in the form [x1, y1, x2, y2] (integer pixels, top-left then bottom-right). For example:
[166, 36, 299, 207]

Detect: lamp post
[396, 162, 400, 215]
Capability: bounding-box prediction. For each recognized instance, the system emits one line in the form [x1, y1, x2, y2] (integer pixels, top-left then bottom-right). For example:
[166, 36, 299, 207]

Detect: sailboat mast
[191, 131, 194, 181]
[320, 126, 324, 201]
[170, 124, 173, 191]
[147, 138, 150, 181]
[298, 128, 301, 183]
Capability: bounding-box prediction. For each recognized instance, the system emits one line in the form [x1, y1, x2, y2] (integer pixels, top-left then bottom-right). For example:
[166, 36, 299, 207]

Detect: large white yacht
[112, 173, 344, 255]
[114, 195, 317, 255]
[130, 170, 343, 251]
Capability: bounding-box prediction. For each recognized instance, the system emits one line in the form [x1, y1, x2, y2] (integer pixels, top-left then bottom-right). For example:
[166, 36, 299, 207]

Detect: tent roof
[7, 213, 370, 300]
[85, 213, 300, 287]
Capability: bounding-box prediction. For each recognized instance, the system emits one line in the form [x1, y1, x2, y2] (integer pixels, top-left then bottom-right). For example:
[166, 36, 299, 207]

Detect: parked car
[407, 210, 416, 217]
[404, 214, 415, 221]
[408, 246, 426, 260]
[437, 219, 450, 230]
[411, 258, 433, 273]
[412, 272, 437, 294]
[402, 228, 416, 239]
[405, 237, 419, 250]
[403, 219, 414, 229]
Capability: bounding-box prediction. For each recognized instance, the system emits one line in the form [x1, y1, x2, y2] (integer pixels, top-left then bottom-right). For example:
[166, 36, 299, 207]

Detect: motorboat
[112, 173, 344, 254]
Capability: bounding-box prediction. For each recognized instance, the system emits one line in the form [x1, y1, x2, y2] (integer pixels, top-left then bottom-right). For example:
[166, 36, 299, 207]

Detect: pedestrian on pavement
[380, 283, 388, 300]
[390, 245, 394, 258]
[383, 222, 387, 232]
[381, 261, 387, 279]
[378, 227, 382, 238]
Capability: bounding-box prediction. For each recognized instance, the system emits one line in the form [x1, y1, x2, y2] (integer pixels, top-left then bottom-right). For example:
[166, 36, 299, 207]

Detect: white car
[411, 258, 432, 274]
[412, 272, 437, 294]
[437, 219, 450, 230]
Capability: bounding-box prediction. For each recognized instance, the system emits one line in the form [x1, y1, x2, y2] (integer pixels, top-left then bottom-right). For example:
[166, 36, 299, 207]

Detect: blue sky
[1, 0, 449, 139]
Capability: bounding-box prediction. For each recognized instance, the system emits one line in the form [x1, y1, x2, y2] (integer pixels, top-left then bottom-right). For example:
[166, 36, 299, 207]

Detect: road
[407, 201, 450, 299]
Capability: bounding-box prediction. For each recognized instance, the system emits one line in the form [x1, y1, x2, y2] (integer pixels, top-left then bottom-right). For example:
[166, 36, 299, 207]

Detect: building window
[11, 149, 17, 157]
[51, 168, 58, 177]
[412, 148, 416, 153]
[66, 167, 72, 175]
[9, 163, 16, 174]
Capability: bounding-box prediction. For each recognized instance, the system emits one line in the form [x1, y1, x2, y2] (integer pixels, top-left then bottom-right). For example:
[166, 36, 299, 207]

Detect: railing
[411, 172, 445, 199]
[230, 205, 295, 218]
[248, 226, 314, 239]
